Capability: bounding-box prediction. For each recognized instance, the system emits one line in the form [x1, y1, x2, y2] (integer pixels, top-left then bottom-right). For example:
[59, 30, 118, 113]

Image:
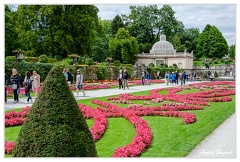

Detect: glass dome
[150, 35, 176, 54]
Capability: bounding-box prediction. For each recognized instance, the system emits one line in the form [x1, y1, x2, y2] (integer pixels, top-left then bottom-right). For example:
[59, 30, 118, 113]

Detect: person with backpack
[10, 68, 22, 103]
[23, 71, 33, 103]
[165, 71, 170, 86]
[66, 68, 73, 86]
[76, 69, 86, 97]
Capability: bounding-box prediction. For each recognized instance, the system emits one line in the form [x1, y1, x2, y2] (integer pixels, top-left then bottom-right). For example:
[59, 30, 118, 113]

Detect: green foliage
[111, 15, 124, 36]
[5, 56, 16, 62]
[112, 60, 121, 66]
[195, 24, 228, 59]
[57, 58, 72, 67]
[96, 64, 108, 80]
[14, 5, 99, 58]
[5, 5, 20, 56]
[38, 54, 48, 63]
[25, 57, 39, 63]
[109, 28, 139, 64]
[85, 58, 94, 66]
[12, 66, 97, 157]
[214, 71, 218, 77]
[24, 50, 37, 57]
[48, 58, 58, 63]
[172, 34, 185, 52]
[229, 45, 235, 59]
[148, 63, 155, 68]
[126, 5, 180, 44]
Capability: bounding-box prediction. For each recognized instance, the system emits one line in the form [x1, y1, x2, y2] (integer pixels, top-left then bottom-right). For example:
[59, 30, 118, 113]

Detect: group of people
[63, 68, 86, 97]
[164, 71, 198, 86]
[5, 69, 40, 104]
[117, 69, 129, 90]
[141, 69, 151, 86]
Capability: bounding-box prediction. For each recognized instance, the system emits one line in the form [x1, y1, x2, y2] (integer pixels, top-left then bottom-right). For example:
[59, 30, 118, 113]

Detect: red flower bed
[5, 81, 235, 156]
[79, 104, 108, 142]
[5, 142, 14, 154]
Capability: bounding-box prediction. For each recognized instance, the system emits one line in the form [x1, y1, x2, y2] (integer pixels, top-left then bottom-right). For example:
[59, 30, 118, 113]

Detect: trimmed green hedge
[5, 61, 54, 82]
[12, 65, 97, 157]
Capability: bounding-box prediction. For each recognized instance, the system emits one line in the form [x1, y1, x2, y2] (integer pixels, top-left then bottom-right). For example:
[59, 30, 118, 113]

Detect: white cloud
[96, 4, 236, 45]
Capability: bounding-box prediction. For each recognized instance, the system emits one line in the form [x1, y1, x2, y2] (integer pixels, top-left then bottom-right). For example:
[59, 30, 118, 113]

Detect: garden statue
[204, 58, 210, 69]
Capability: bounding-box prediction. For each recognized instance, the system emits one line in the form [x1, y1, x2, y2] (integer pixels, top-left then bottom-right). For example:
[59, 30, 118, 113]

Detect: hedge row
[5, 61, 180, 83]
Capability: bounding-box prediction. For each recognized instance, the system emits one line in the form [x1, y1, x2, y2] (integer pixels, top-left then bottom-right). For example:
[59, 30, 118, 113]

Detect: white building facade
[136, 34, 193, 69]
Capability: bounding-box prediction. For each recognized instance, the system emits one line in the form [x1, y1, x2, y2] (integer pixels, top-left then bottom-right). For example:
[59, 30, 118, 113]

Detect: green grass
[5, 86, 235, 157]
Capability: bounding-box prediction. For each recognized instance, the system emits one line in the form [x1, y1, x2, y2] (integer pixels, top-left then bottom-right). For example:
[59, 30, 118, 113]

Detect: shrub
[48, 58, 58, 63]
[39, 54, 48, 63]
[25, 57, 39, 63]
[57, 58, 72, 67]
[5, 56, 16, 62]
[12, 66, 97, 157]
[112, 60, 121, 66]
[96, 65, 108, 80]
[85, 58, 94, 66]
[5, 61, 54, 83]
[214, 71, 218, 77]
[148, 63, 155, 68]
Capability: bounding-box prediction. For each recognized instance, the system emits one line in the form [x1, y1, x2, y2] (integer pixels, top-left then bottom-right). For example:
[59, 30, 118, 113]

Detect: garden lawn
[5, 88, 235, 157]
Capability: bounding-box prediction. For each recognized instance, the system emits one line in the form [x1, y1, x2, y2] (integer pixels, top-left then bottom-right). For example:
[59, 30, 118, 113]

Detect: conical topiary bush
[12, 65, 97, 157]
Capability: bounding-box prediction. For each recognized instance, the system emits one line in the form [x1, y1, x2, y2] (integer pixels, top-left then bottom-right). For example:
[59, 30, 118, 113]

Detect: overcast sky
[96, 4, 236, 46]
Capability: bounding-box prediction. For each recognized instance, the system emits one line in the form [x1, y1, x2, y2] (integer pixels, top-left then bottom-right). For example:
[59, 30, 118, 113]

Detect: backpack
[25, 79, 33, 92]
[67, 72, 73, 82]
[165, 74, 169, 79]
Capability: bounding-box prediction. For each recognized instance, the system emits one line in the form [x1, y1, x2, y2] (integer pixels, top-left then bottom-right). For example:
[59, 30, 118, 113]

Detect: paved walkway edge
[187, 113, 236, 158]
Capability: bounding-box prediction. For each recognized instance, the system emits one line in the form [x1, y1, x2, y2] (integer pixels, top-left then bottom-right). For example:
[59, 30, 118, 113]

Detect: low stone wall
[184, 64, 235, 77]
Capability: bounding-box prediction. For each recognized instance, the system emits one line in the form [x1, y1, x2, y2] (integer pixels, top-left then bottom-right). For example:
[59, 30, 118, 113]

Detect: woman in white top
[32, 71, 40, 98]
[76, 69, 85, 97]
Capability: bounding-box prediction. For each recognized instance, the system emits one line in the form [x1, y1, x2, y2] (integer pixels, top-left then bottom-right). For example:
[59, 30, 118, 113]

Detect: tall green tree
[111, 15, 124, 36]
[91, 19, 110, 62]
[5, 5, 21, 56]
[195, 24, 228, 59]
[125, 5, 182, 44]
[172, 34, 185, 52]
[229, 44, 235, 59]
[109, 28, 138, 64]
[15, 5, 99, 59]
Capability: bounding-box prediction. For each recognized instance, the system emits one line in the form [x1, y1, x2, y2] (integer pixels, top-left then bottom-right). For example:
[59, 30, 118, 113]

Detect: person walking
[193, 71, 197, 82]
[165, 71, 170, 86]
[117, 70, 123, 89]
[32, 71, 40, 98]
[175, 71, 179, 84]
[157, 71, 160, 80]
[170, 72, 176, 85]
[146, 71, 151, 85]
[122, 69, 129, 90]
[182, 72, 187, 85]
[76, 69, 86, 97]
[10, 68, 22, 103]
[66, 68, 73, 86]
[23, 71, 33, 103]
[179, 72, 183, 86]
[63, 68, 68, 82]
[141, 69, 146, 85]
[5, 73, 8, 102]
